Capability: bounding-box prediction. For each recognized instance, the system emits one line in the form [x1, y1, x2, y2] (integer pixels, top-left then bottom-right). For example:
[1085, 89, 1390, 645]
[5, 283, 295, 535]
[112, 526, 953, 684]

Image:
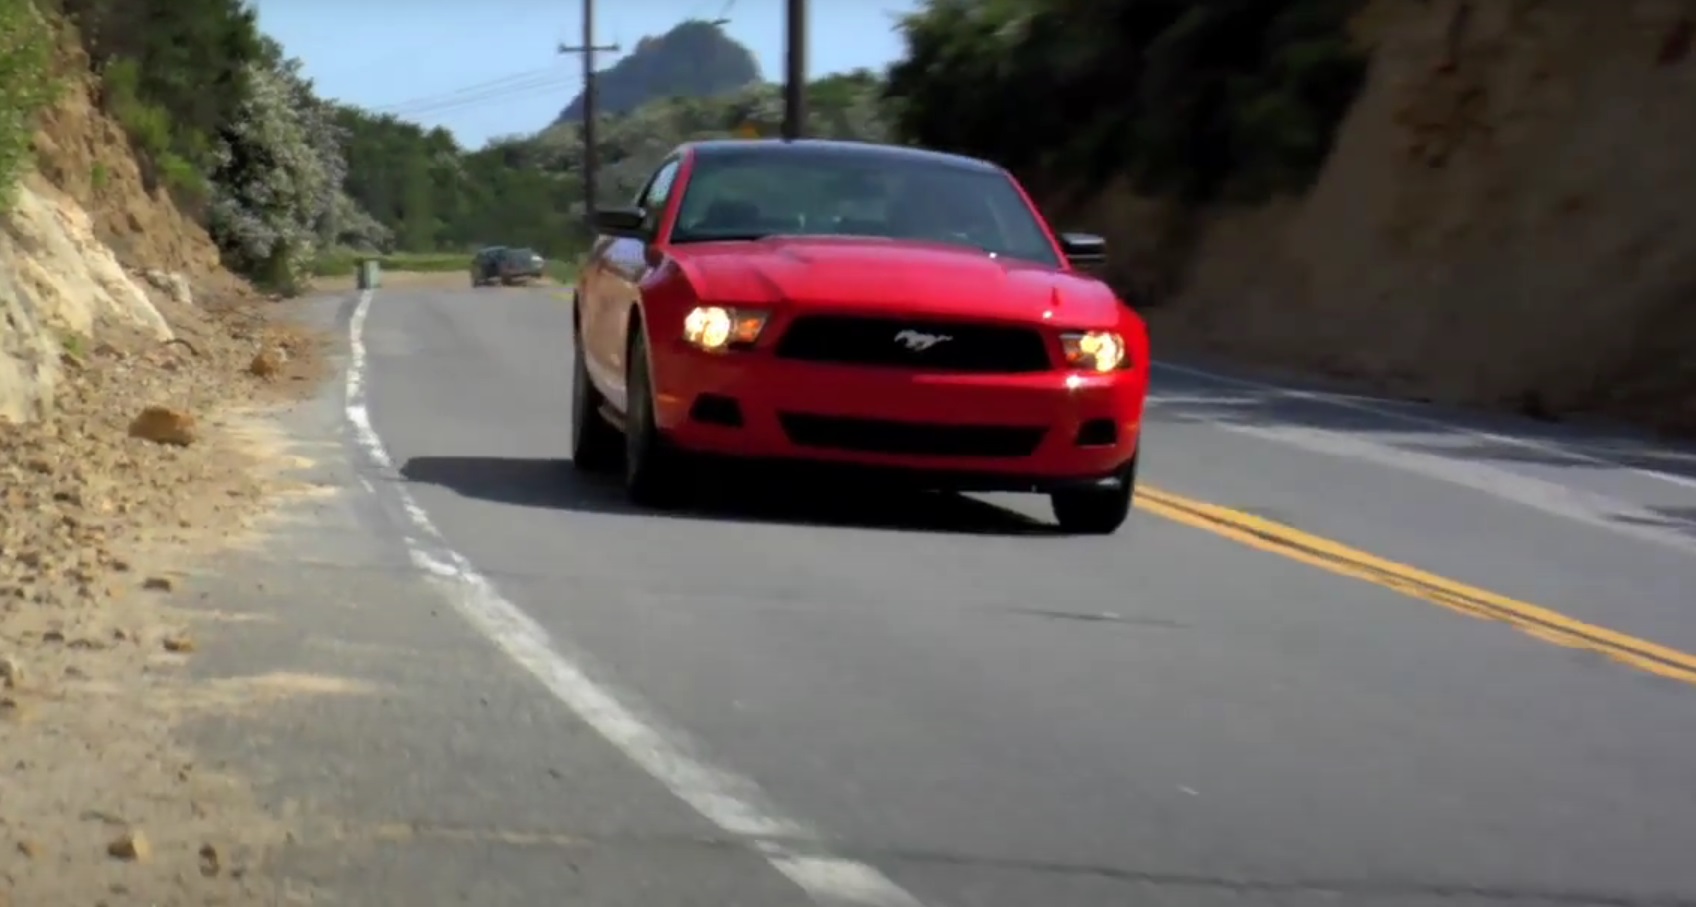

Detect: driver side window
[638, 159, 681, 231]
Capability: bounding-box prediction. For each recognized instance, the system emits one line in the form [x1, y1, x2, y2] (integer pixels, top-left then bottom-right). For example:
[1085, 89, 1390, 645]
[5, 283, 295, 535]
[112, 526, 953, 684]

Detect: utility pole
[559, 0, 618, 225]
[782, 0, 805, 140]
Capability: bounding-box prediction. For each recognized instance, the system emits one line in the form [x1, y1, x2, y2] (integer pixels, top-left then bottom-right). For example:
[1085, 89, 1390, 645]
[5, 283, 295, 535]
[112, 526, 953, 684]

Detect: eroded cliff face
[0, 33, 234, 424]
[0, 177, 175, 421]
[1136, 0, 1696, 433]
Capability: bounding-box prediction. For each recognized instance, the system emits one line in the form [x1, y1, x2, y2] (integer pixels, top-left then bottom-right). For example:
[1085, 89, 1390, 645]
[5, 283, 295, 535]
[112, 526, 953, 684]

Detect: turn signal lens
[682, 306, 768, 351]
[1060, 331, 1128, 372]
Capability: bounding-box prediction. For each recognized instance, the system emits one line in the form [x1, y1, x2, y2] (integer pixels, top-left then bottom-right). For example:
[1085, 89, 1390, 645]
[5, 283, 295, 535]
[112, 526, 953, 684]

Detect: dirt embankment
[2, 26, 331, 905]
[1097, 0, 1696, 434]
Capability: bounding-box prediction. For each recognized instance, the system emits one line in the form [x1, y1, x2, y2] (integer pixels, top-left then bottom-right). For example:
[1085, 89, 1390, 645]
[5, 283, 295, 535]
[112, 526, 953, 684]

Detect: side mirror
[1059, 232, 1107, 268]
[593, 206, 648, 238]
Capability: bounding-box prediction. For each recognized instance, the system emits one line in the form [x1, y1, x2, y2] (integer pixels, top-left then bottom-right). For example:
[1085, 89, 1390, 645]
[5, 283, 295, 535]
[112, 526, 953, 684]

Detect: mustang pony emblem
[892, 329, 952, 352]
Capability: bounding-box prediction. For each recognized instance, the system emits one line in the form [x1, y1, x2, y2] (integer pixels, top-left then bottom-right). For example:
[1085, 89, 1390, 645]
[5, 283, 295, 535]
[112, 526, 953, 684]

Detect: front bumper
[651, 346, 1145, 490]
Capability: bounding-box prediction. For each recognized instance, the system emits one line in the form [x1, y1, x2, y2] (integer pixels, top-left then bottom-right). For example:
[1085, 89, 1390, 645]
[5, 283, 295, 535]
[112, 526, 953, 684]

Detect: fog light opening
[1074, 418, 1118, 447]
[689, 393, 744, 427]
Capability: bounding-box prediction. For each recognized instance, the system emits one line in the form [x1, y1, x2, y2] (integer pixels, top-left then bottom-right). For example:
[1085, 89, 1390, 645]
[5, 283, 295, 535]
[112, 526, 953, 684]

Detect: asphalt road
[192, 284, 1696, 906]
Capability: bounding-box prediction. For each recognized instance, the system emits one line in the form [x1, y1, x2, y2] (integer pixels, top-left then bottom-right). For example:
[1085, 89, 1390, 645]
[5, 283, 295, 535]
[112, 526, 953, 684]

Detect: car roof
[678, 138, 1004, 175]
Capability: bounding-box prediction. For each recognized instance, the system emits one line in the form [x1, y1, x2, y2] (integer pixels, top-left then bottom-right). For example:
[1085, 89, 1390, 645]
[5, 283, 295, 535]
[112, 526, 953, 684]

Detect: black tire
[1050, 457, 1137, 535]
[623, 325, 687, 508]
[570, 323, 622, 473]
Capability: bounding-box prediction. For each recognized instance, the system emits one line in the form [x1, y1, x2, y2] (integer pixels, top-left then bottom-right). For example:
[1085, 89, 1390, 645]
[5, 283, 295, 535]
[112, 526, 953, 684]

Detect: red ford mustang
[572, 139, 1148, 534]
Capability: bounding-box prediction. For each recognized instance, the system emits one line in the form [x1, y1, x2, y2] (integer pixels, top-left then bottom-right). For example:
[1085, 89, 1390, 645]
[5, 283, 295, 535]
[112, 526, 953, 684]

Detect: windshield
[671, 147, 1062, 268]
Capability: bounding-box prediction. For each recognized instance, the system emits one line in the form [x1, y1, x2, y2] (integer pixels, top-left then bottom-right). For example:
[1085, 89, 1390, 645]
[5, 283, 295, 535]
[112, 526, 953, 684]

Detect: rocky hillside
[0, 0, 392, 422]
[534, 68, 887, 211]
[886, 0, 1696, 437]
[1, 11, 233, 423]
[1, 3, 334, 899]
[1136, 0, 1696, 433]
[554, 20, 761, 123]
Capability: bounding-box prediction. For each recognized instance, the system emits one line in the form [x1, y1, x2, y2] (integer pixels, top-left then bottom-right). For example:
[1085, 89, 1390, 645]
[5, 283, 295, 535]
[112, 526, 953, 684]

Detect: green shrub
[156, 150, 205, 197]
[101, 57, 176, 161]
[308, 249, 467, 277]
[885, 0, 1368, 205]
[0, 0, 61, 209]
[307, 248, 579, 282]
[544, 259, 578, 284]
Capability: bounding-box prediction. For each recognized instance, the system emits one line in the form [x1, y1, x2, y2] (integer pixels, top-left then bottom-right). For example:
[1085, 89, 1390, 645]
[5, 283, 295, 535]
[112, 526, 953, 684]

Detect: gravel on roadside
[1, 282, 333, 905]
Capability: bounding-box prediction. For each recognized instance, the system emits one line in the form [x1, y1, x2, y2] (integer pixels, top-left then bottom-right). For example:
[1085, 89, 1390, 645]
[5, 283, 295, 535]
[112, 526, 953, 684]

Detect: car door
[582, 155, 683, 414]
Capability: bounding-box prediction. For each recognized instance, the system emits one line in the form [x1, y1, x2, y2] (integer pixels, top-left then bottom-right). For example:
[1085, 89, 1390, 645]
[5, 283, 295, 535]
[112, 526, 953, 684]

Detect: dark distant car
[471, 246, 545, 287]
[502, 247, 547, 283]
[571, 138, 1146, 534]
[470, 246, 506, 287]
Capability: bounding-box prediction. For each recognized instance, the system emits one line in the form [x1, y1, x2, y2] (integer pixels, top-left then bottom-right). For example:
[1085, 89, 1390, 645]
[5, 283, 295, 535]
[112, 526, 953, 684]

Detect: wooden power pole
[782, 0, 805, 140]
[560, 0, 618, 223]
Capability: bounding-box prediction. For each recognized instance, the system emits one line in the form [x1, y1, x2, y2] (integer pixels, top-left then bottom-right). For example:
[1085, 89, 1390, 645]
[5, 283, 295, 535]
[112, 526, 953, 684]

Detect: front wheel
[1050, 458, 1136, 535]
[623, 326, 688, 508]
[570, 327, 621, 473]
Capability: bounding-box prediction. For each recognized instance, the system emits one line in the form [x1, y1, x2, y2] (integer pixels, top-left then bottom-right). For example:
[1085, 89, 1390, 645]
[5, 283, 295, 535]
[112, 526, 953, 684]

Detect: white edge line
[343, 289, 925, 907]
[1154, 361, 1696, 491]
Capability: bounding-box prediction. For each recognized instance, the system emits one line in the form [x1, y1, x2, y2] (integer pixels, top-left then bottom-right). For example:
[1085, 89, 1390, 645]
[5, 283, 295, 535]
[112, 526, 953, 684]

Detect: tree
[883, 0, 1368, 204]
[207, 52, 348, 292]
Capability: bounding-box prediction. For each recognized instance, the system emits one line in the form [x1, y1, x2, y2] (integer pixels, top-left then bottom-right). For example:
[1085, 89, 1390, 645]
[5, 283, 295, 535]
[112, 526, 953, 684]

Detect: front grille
[779, 413, 1046, 458]
[774, 315, 1051, 373]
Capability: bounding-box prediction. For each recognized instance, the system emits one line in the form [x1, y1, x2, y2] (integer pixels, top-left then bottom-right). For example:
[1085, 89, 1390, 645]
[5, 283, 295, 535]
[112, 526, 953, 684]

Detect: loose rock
[162, 634, 195, 653]
[127, 406, 197, 446]
[106, 830, 151, 861]
[0, 696, 27, 722]
[198, 842, 221, 876]
[248, 347, 284, 378]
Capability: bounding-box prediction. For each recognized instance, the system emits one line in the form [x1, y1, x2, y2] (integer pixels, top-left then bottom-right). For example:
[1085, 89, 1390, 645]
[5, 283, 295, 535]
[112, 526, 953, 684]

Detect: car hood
[670, 236, 1123, 327]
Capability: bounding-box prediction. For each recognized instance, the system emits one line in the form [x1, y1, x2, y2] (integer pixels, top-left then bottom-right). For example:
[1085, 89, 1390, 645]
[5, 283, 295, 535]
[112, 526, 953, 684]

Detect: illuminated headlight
[682, 306, 769, 352]
[1060, 331, 1129, 373]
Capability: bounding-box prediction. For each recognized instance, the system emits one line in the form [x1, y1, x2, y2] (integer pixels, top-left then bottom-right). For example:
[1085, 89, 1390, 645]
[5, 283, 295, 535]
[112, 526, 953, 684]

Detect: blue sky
[252, 0, 920, 148]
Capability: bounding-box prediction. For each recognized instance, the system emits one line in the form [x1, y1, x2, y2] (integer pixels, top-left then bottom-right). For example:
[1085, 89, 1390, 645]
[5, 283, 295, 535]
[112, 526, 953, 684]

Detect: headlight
[1060, 331, 1129, 373]
[682, 305, 769, 352]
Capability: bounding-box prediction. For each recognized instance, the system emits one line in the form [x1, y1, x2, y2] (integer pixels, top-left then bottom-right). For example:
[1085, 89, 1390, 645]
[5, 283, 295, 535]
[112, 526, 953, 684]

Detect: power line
[378, 77, 576, 119]
[380, 75, 573, 117]
[367, 67, 561, 114]
[373, 75, 564, 117]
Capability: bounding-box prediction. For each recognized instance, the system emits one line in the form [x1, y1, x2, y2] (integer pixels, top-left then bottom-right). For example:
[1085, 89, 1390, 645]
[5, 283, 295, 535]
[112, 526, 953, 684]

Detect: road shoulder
[1, 288, 334, 903]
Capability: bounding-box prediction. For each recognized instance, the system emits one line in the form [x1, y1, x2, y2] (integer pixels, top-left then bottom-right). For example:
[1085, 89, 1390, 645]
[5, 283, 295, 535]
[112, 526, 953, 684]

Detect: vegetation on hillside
[8, 0, 371, 292]
[4, 0, 1368, 293]
[884, 0, 1369, 205]
[322, 1, 1365, 269]
[331, 111, 583, 259]
[555, 20, 760, 123]
[6, 8, 885, 282]
[328, 53, 884, 260]
[536, 70, 889, 208]
[0, 0, 60, 210]
[52, 0, 262, 201]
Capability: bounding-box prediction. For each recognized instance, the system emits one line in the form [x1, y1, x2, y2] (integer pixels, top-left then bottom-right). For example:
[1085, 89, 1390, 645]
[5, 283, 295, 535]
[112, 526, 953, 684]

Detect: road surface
[189, 284, 1696, 906]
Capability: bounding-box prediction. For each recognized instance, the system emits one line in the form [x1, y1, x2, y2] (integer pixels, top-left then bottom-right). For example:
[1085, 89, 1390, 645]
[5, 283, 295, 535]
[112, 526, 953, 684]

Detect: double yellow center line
[1136, 487, 1696, 686]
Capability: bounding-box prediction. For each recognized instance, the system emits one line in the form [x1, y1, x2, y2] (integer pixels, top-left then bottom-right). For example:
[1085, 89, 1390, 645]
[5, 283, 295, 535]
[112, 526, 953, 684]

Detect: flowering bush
[0, 0, 59, 211]
[206, 54, 347, 293]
